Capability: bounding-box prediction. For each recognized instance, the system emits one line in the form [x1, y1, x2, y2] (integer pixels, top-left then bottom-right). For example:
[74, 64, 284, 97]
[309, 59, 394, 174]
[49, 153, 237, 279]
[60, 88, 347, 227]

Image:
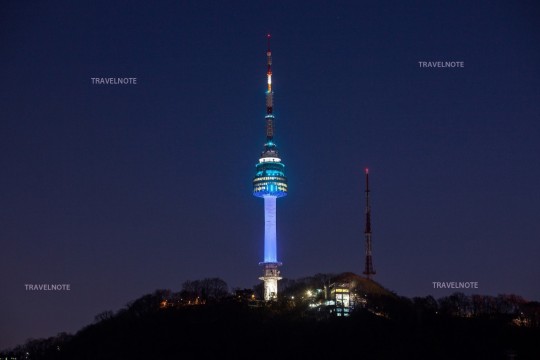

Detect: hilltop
[2, 272, 539, 359]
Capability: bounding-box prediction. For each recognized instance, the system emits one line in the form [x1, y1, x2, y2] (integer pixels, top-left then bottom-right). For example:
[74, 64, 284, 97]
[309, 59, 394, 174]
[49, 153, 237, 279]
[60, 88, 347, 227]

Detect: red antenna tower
[363, 168, 376, 278]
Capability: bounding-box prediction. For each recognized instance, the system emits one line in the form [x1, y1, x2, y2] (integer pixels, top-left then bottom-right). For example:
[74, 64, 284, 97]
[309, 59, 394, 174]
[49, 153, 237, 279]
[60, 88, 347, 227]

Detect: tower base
[259, 262, 282, 301]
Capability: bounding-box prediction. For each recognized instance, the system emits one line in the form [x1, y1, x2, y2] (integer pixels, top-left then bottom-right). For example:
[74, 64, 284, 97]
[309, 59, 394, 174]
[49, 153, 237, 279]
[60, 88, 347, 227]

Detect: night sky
[1, 0, 540, 350]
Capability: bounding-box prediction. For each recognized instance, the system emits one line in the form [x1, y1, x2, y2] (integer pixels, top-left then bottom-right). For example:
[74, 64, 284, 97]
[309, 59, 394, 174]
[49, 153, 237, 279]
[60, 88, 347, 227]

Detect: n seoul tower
[252, 34, 288, 301]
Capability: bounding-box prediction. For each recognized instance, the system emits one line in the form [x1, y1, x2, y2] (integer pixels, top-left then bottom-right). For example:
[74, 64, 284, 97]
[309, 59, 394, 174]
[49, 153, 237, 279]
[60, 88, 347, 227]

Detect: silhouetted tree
[522, 301, 540, 327]
[181, 277, 228, 302]
[94, 310, 114, 323]
[126, 289, 170, 317]
[439, 292, 472, 317]
[495, 294, 525, 315]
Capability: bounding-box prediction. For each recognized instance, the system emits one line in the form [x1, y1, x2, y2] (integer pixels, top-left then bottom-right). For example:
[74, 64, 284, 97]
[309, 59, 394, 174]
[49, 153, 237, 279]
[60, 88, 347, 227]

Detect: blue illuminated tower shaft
[264, 196, 277, 262]
[253, 35, 287, 301]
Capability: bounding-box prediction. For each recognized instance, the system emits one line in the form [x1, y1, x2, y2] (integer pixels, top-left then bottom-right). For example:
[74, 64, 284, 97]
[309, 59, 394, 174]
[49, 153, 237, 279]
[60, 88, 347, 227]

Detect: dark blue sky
[1, 0, 539, 350]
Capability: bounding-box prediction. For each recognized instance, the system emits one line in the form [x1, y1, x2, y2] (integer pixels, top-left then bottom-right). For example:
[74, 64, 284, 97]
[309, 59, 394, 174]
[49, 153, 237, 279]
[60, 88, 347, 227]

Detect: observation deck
[253, 141, 287, 198]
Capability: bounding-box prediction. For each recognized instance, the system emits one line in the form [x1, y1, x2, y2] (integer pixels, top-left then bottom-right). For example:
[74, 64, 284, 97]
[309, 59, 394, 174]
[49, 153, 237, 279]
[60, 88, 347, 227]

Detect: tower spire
[363, 168, 376, 278]
[265, 33, 274, 139]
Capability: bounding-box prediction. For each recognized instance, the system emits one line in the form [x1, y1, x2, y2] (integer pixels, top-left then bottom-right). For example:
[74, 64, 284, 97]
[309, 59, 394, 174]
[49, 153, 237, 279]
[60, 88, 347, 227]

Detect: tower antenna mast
[363, 168, 376, 278]
[265, 33, 274, 139]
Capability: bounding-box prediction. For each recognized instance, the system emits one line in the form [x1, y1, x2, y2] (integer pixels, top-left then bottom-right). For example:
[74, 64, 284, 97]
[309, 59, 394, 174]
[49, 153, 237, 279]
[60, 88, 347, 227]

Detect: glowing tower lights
[363, 168, 376, 279]
[253, 34, 288, 301]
